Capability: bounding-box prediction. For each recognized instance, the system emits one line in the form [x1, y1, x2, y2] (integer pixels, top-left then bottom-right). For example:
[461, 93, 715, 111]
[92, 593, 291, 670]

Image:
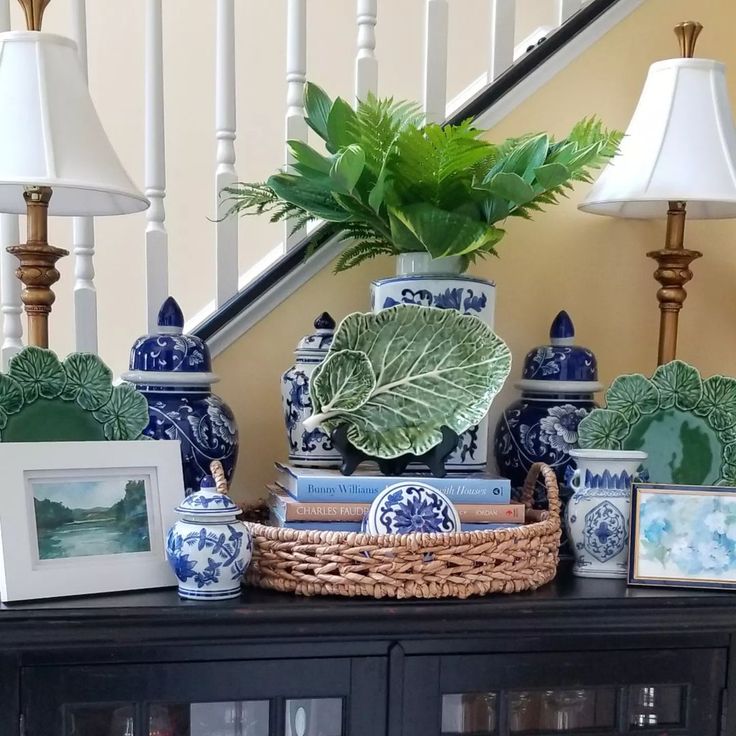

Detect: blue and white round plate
[366, 482, 460, 535]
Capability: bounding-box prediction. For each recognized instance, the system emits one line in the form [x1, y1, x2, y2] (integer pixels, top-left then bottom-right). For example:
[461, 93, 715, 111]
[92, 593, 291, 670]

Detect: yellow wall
[215, 0, 736, 503]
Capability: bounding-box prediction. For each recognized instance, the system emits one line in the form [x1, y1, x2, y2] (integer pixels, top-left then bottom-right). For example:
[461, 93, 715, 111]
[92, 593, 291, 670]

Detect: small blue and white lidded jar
[494, 310, 601, 506]
[123, 297, 239, 496]
[166, 475, 252, 600]
[281, 312, 342, 468]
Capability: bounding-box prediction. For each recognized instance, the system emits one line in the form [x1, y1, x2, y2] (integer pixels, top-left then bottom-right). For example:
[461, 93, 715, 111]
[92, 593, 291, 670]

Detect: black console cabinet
[2, 568, 736, 735]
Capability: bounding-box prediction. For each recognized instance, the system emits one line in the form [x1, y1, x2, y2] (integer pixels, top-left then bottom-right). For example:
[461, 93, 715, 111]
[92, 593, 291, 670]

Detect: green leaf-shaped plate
[0, 347, 148, 442]
[578, 360, 736, 485]
[306, 305, 512, 459]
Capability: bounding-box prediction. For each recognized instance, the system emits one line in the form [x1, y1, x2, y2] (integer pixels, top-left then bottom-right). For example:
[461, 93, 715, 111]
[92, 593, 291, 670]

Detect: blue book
[274, 462, 511, 504]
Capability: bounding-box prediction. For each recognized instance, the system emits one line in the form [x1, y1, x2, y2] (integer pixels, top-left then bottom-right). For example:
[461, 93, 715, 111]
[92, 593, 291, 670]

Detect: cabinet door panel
[402, 648, 725, 736]
[23, 656, 386, 736]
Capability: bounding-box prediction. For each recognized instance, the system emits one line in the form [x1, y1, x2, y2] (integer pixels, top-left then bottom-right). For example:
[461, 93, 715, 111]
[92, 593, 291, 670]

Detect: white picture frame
[0, 440, 184, 602]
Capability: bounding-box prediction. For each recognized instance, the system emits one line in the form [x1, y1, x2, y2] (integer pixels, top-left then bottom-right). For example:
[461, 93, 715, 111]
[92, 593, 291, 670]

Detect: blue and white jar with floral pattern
[281, 312, 342, 468]
[166, 475, 252, 600]
[494, 311, 601, 531]
[371, 254, 496, 472]
[565, 449, 647, 578]
[123, 297, 239, 496]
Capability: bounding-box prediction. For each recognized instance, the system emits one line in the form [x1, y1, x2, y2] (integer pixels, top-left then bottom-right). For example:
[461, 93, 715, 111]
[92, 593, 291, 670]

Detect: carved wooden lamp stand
[0, 0, 147, 349]
[579, 22, 736, 365]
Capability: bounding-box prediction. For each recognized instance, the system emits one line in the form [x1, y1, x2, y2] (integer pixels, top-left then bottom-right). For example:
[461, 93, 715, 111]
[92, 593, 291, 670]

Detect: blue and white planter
[565, 449, 647, 579]
[281, 312, 342, 468]
[494, 311, 601, 514]
[123, 297, 239, 496]
[166, 476, 252, 600]
[371, 254, 496, 472]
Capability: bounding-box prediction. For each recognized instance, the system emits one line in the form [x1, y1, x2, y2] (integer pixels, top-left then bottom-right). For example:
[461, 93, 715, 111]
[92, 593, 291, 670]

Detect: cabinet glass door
[403, 648, 725, 736]
[23, 657, 384, 736]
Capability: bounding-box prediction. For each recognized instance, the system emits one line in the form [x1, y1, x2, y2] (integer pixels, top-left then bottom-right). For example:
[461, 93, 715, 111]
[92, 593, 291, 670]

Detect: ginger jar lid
[295, 312, 336, 358]
[123, 297, 218, 386]
[517, 311, 602, 394]
[174, 476, 242, 518]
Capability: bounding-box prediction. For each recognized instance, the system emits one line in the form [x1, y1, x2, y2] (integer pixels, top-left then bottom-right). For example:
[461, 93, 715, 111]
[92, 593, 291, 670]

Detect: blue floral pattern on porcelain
[166, 476, 252, 600]
[281, 313, 342, 468]
[494, 311, 602, 547]
[123, 297, 239, 496]
[581, 500, 626, 563]
[565, 449, 646, 578]
[366, 482, 461, 535]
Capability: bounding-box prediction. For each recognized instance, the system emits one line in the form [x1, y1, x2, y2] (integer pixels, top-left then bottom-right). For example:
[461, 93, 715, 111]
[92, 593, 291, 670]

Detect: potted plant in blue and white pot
[225, 83, 620, 470]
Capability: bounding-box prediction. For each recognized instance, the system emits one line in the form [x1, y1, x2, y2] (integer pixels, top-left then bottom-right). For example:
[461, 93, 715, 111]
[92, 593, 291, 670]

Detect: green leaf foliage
[651, 360, 702, 411]
[61, 353, 113, 411]
[311, 350, 376, 413]
[8, 347, 66, 403]
[94, 384, 150, 441]
[605, 374, 659, 423]
[577, 409, 629, 451]
[224, 81, 622, 272]
[304, 305, 511, 458]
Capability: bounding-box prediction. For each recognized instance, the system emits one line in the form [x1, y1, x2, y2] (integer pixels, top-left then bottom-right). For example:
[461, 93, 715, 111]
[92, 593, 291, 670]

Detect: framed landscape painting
[0, 440, 183, 602]
[629, 483, 736, 591]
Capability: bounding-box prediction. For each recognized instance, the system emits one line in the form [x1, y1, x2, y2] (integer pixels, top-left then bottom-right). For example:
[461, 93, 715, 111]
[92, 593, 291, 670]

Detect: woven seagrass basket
[240, 462, 561, 600]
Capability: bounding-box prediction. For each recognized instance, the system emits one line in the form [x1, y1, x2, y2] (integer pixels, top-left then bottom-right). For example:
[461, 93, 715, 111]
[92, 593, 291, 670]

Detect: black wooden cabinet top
[2, 568, 736, 652]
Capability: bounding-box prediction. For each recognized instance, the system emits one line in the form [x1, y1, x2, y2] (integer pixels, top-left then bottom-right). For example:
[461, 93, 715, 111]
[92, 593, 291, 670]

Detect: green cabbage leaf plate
[303, 305, 511, 458]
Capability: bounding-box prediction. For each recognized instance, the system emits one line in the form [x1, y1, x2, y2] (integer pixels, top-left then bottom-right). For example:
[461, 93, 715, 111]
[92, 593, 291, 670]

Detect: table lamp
[0, 0, 148, 348]
[579, 21, 736, 365]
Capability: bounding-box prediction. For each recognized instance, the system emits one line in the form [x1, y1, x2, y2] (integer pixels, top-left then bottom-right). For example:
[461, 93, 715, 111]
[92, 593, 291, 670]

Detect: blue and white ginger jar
[166, 475, 252, 600]
[281, 312, 342, 468]
[371, 254, 496, 472]
[494, 310, 601, 509]
[565, 449, 647, 578]
[123, 297, 238, 496]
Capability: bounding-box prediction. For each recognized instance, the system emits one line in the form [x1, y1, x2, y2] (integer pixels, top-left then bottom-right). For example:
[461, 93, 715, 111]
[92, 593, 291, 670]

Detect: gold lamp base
[6, 186, 68, 349]
[646, 201, 701, 366]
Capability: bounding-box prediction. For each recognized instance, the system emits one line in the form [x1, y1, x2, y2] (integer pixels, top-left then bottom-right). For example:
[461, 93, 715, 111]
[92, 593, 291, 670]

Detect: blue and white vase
[494, 311, 601, 508]
[371, 254, 496, 472]
[166, 475, 252, 600]
[565, 449, 647, 578]
[281, 312, 342, 468]
[123, 297, 238, 496]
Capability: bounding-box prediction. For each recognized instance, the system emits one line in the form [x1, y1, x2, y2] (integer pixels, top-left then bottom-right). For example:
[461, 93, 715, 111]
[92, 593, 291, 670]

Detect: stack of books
[267, 462, 524, 533]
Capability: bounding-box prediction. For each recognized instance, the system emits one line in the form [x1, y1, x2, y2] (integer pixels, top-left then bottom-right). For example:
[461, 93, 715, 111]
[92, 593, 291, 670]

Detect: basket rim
[245, 513, 559, 548]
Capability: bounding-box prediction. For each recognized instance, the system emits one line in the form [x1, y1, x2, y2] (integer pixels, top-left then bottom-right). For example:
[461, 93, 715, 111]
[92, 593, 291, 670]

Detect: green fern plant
[223, 83, 622, 273]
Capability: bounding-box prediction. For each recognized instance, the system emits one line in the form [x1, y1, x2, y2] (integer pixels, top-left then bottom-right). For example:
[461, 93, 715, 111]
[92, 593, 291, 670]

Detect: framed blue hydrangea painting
[629, 483, 736, 590]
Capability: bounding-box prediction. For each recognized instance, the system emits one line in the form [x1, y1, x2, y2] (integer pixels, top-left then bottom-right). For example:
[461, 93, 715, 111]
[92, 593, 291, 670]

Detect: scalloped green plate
[0, 347, 149, 442]
[577, 360, 736, 486]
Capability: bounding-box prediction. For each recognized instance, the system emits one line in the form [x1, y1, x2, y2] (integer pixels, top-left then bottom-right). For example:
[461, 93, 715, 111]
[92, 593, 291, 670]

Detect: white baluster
[355, 0, 377, 103]
[215, 0, 239, 305]
[71, 0, 97, 353]
[556, 0, 580, 25]
[285, 0, 307, 251]
[0, 216, 21, 370]
[422, 0, 448, 124]
[145, 0, 168, 330]
[488, 0, 515, 82]
[0, 0, 21, 369]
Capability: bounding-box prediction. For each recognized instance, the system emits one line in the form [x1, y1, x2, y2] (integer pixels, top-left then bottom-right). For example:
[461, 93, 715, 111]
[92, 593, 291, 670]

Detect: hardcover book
[268, 486, 525, 523]
[274, 462, 511, 504]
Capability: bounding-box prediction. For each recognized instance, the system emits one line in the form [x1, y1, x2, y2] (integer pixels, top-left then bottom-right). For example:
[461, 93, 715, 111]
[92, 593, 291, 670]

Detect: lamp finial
[674, 21, 703, 58]
[18, 0, 50, 31]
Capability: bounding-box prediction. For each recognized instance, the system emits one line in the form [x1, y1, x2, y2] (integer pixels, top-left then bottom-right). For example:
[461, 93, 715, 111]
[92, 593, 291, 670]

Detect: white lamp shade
[0, 31, 148, 216]
[579, 58, 736, 219]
